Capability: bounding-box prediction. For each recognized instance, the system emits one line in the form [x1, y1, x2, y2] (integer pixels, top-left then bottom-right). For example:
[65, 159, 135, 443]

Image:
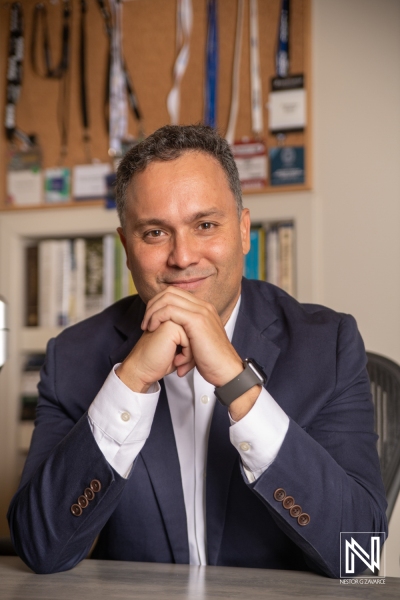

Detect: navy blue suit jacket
[8, 279, 387, 576]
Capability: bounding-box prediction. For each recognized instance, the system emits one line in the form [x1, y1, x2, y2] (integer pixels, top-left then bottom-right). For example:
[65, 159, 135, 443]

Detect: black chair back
[367, 351, 400, 521]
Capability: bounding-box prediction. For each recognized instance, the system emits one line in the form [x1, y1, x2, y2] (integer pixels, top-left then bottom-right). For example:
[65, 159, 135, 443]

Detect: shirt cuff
[88, 364, 160, 478]
[229, 387, 289, 481]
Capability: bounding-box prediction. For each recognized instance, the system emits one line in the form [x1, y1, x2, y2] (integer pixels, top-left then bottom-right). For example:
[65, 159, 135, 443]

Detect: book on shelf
[278, 223, 295, 297]
[20, 354, 46, 421]
[266, 226, 279, 287]
[26, 246, 39, 327]
[243, 222, 296, 296]
[244, 225, 266, 281]
[26, 234, 137, 328]
[84, 237, 105, 319]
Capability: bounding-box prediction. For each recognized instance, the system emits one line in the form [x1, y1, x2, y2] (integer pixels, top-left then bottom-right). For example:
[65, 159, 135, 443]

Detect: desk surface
[1, 557, 399, 600]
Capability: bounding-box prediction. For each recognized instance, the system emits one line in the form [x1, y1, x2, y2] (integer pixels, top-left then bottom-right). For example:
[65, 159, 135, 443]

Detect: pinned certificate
[44, 168, 71, 203]
[270, 146, 305, 186]
[268, 75, 306, 133]
[73, 164, 112, 200]
[231, 139, 268, 189]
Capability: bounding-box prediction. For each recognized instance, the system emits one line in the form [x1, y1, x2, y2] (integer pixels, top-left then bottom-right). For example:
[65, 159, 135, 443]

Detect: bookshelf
[0, 194, 313, 535]
[0, 205, 120, 535]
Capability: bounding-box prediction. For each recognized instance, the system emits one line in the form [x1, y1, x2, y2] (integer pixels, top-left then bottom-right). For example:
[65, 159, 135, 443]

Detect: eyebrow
[133, 209, 226, 230]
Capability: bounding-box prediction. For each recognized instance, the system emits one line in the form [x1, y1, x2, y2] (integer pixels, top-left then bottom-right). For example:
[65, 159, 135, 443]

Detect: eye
[144, 229, 164, 238]
[198, 222, 215, 230]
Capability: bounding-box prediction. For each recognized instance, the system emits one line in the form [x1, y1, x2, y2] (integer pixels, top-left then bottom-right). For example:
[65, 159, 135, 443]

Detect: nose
[167, 231, 200, 269]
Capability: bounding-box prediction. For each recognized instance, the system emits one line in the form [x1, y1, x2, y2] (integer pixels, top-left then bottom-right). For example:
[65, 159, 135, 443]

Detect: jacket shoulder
[53, 295, 141, 346]
[242, 278, 346, 326]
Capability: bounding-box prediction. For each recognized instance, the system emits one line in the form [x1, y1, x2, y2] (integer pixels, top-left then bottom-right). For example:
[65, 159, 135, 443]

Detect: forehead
[126, 151, 236, 218]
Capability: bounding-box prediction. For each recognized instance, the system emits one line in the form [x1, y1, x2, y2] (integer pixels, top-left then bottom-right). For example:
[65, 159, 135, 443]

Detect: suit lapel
[206, 279, 281, 565]
[109, 295, 146, 366]
[109, 296, 189, 564]
[231, 285, 281, 384]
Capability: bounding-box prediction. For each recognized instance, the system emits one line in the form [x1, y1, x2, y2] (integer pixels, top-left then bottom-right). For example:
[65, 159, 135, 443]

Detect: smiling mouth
[163, 276, 210, 290]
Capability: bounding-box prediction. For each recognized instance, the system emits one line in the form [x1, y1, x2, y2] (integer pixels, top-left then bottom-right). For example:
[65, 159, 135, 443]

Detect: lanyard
[5, 2, 24, 142]
[249, 0, 263, 137]
[276, 0, 290, 77]
[204, 0, 218, 128]
[167, 0, 193, 125]
[225, 0, 244, 144]
[108, 0, 127, 156]
[31, 0, 72, 163]
[31, 1, 71, 79]
[79, 0, 91, 160]
[96, 0, 144, 138]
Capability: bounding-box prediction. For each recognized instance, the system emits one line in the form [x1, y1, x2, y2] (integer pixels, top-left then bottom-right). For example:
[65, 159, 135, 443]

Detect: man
[8, 125, 387, 577]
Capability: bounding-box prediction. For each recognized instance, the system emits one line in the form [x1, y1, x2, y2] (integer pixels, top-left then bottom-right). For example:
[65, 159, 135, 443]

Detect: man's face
[118, 151, 251, 324]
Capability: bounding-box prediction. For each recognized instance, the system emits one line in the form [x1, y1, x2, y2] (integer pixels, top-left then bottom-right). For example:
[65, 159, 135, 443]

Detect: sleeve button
[289, 505, 302, 518]
[282, 495, 295, 509]
[298, 513, 311, 526]
[273, 488, 286, 502]
[77, 495, 89, 508]
[84, 488, 95, 501]
[71, 504, 82, 517]
[90, 479, 102, 493]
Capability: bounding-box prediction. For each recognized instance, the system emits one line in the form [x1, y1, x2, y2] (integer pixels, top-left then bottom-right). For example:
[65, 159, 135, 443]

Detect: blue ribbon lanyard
[204, 0, 218, 128]
[276, 0, 289, 77]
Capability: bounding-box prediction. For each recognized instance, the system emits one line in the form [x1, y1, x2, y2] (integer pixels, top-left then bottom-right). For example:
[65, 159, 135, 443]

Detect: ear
[239, 208, 251, 255]
[117, 227, 130, 269]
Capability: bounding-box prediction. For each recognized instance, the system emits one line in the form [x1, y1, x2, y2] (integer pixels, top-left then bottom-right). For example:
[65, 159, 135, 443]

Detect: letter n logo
[345, 536, 380, 574]
[339, 532, 386, 577]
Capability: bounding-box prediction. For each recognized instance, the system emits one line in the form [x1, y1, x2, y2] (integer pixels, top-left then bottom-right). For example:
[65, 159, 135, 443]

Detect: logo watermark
[340, 532, 386, 582]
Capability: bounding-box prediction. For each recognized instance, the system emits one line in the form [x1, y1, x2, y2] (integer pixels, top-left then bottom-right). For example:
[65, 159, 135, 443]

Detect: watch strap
[215, 359, 265, 407]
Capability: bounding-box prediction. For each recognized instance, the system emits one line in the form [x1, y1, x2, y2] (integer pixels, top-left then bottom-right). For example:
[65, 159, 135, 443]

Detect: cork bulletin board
[0, 0, 311, 208]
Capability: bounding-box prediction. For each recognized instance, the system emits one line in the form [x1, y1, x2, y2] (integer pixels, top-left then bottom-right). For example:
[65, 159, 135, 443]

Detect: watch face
[245, 358, 267, 384]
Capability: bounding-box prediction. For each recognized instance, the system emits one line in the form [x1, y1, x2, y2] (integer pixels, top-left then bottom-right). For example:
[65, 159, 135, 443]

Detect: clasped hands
[116, 286, 261, 420]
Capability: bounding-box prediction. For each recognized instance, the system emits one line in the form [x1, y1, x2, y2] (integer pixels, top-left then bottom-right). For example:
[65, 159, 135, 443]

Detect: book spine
[278, 223, 295, 296]
[103, 234, 115, 308]
[266, 227, 280, 286]
[258, 227, 266, 280]
[26, 245, 39, 326]
[84, 237, 104, 319]
[73, 238, 86, 323]
[38, 240, 59, 327]
[121, 243, 129, 298]
[56, 240, 72, 327]
[114, 235, 123, 301]
[245, 228, 260, 280]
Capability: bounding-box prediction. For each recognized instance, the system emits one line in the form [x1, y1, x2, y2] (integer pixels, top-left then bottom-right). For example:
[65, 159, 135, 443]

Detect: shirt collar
[224, 295, 241, 342]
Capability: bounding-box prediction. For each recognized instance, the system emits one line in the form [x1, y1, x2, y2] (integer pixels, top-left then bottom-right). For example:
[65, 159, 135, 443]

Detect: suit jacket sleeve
[245, 313, 388, 578]
[7, 337, 130, 574]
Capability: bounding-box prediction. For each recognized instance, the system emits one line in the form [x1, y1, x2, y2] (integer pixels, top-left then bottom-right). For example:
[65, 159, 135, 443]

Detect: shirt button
[200, 395, 210, 404]
[121, 411, 130, 422]
[239, 442, 251, 452]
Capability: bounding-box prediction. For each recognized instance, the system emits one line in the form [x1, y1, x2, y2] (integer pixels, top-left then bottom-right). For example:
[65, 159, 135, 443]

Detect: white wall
[312, 0, 400, 363]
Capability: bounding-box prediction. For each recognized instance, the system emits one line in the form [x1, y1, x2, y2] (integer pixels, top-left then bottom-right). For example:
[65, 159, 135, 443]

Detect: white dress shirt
[88, 296, 289, 565]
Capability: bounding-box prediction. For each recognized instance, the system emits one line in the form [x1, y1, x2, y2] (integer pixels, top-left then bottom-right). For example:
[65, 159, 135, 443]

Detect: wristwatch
[214, 358, 267, 407]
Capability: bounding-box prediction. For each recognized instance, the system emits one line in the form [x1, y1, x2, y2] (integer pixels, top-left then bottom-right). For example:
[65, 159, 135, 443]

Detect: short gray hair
[115, 124, 242, 228]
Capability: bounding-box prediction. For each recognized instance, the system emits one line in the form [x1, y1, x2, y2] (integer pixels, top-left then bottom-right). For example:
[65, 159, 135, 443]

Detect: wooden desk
[1, 556, 399, 599]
